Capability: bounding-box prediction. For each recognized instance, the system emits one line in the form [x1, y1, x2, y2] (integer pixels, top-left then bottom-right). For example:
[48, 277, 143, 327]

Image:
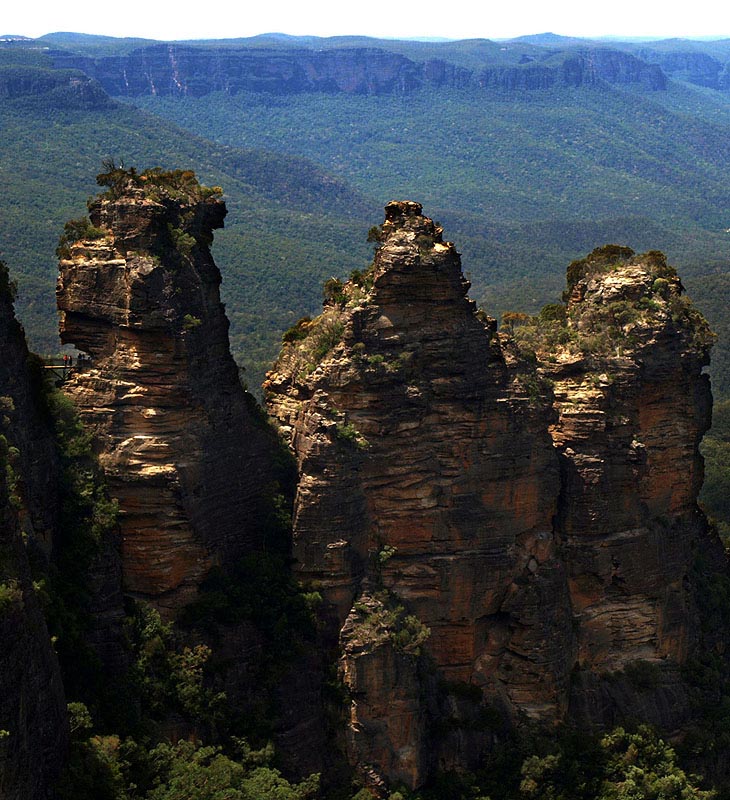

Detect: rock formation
[0, 262, 68, 799]
[265, 205, 720, 791]
[533, 246, 716, 729]
[266, 201, 570, 787]
[56, 169, 273, 614]
[50, 44, 666, 97]
[0, 66, 112, 108]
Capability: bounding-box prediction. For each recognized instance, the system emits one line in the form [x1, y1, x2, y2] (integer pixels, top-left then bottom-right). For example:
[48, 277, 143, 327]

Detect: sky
[4, 0, 730, 42]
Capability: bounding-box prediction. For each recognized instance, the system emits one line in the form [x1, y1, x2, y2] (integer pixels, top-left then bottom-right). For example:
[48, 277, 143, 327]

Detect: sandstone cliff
[57, 168, 274, 614]
[0, 263, 68, 799]
[266, 202, 571, 788]
[50, 44, 666, 97]
[525, 246, 716, 729]
[266, 206, 720, 791]
[0, 65, 113, 108]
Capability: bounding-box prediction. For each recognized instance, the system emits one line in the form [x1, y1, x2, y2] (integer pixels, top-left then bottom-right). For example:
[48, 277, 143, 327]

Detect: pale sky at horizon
[4, 0, 730, 43]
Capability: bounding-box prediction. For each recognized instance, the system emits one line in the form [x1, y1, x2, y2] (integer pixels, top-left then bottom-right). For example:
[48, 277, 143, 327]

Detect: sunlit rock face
[57, 176, 272, 615]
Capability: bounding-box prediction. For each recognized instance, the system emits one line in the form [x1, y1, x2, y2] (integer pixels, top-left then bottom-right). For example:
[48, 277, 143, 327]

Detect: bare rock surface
[266, 211, 721, 790]
[57, 173, 273, 614]
[266, 201, 570, 787]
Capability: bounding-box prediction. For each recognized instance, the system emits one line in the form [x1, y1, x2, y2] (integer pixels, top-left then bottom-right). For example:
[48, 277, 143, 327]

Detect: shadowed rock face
[266, 201, 572, 787]
[0, 273, 68, 799]
[57, 179, 272, 614]
[266, 209, 720, 791]
[0, 482, 68, 800]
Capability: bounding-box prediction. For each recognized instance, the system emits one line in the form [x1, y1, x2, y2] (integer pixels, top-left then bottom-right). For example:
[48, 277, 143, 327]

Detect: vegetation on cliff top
[510, 247, 715, 362]
[95, 161, 223, 203]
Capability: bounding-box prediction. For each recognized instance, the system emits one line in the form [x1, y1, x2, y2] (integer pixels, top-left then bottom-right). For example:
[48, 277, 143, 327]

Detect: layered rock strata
[266, 208, 719, 791]
[266, 201, 573, 787]
[533, 247, 716, 728]
[51, 44, 666, 97]
[57, 173, 272, 613]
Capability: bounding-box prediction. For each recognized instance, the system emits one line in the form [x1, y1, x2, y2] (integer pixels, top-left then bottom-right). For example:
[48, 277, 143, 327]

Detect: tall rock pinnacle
[266, 205, 722, 791]
[57, 168, 272, 614]
[266, 201, 570, 787]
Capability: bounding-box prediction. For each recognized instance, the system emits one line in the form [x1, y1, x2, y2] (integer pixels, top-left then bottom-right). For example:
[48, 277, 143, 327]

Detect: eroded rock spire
[266, 206, 721, 792]
[57, 168, 273, 614]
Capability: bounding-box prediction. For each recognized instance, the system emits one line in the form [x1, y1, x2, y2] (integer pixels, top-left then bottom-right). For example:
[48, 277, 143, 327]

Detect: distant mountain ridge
[48, 41, 667, 96]
[34, 30, 730, 90]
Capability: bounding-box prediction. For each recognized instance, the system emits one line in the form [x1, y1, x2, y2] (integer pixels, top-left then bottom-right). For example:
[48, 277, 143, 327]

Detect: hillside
[30, 33, 730, 393]
[130, 80, 730, 392]
[0, 44, 376, 385]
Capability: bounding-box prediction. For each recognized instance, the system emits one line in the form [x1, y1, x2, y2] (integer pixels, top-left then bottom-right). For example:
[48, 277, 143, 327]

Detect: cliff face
[50, 44, 666, 97]
[56, 172, 273, 614]
[635, 48, 727, 89]
[266, 202, 572, 787]
[534, 247, 715, 728]
[0, 65, 113, 108]
[0, 267, 68, 799]
[266, 208, 719, 791]
[477, 49, 666, 91]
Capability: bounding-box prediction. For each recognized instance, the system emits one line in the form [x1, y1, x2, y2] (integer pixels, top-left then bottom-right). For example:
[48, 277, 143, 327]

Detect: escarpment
[50, 43, 666, 97]
[266, 206, 722, 790]
[56, 169, 274, 614]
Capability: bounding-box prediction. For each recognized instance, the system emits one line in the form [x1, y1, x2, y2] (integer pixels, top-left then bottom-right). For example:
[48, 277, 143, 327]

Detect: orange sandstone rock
[57, 174, 272, 615]
[266, 201, 571, 788]
[267, 213, 719, 792]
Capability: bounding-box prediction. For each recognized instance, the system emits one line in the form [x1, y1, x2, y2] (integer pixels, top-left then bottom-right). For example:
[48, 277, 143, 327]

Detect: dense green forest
[128, 81, 730, 389]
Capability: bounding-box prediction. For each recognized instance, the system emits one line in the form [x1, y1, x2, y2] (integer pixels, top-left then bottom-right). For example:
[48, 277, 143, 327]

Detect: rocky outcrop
[0, 263, 68, 799]
[0, 65, 113, 108]
[532, 247, 716, 728]
[635, 48, 725, 89]
[478, 49, 666, 91]
[266, 209, 719, 791]
[49, 44, 666, 97]
[266, 201, 572, 788]
[57, 170, 273, 614]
